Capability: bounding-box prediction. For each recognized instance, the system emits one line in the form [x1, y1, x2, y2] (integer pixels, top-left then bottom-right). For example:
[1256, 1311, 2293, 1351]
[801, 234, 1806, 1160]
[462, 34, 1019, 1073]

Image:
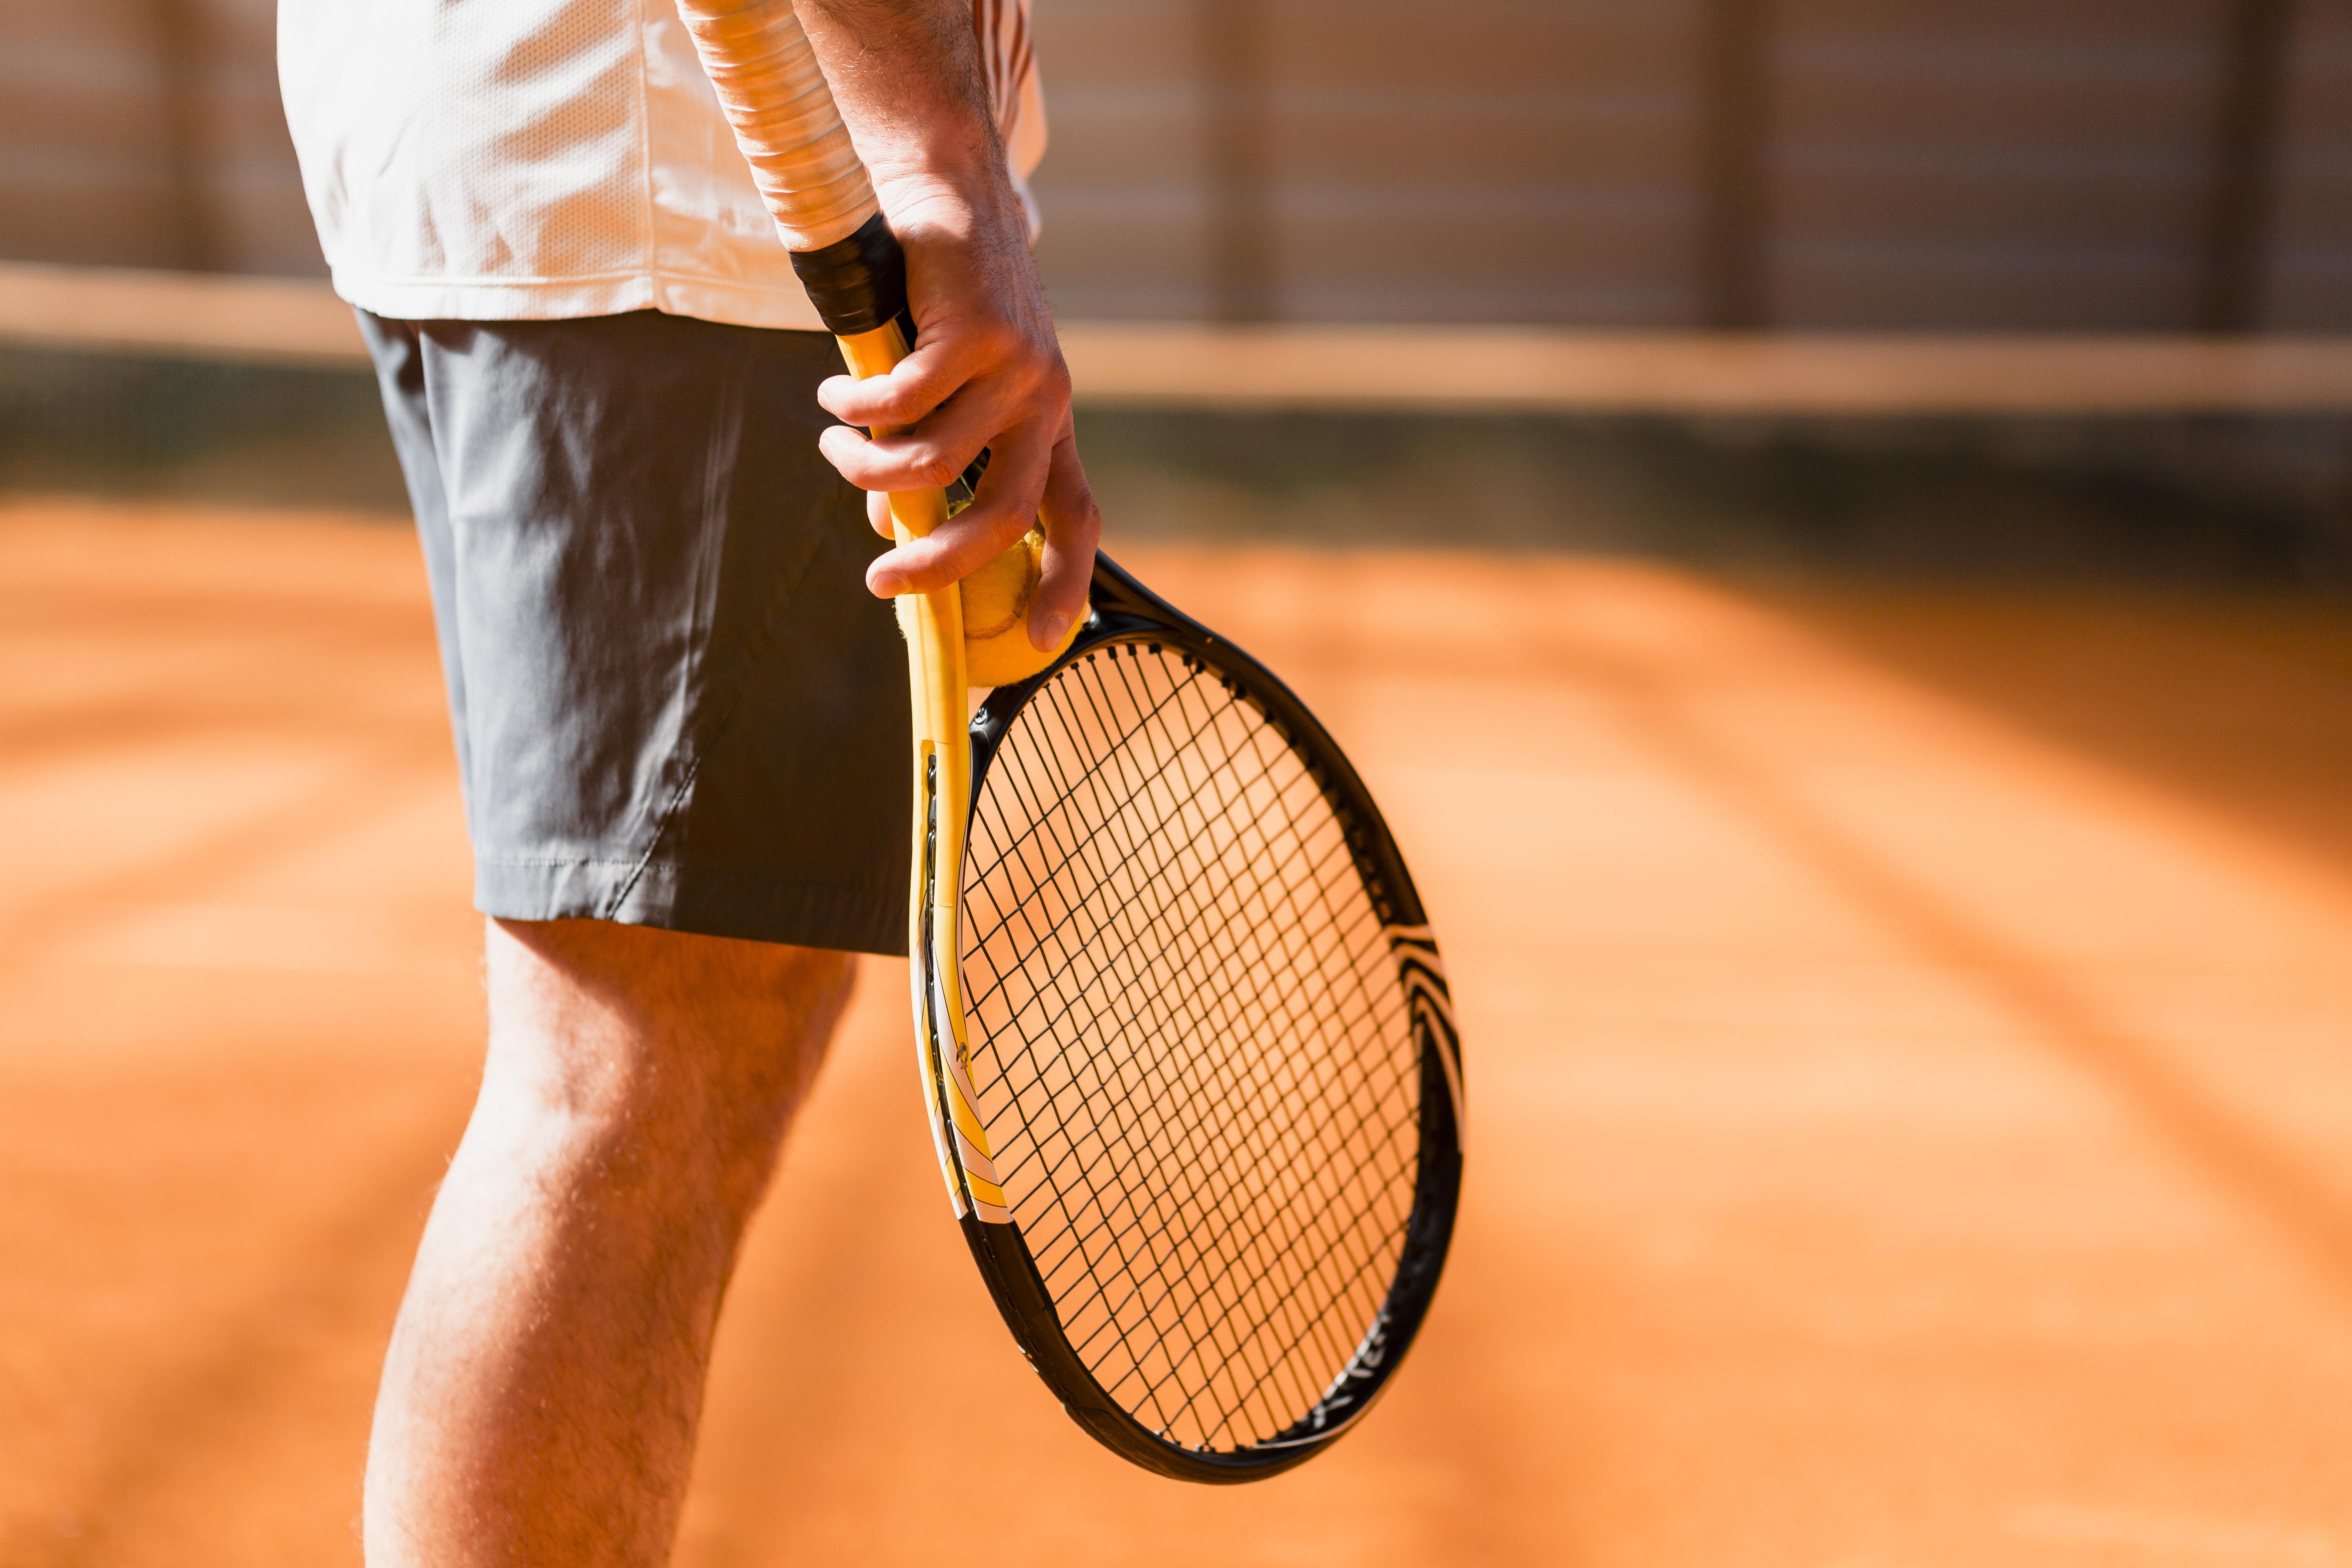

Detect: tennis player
[279, 0, 1098, 1560]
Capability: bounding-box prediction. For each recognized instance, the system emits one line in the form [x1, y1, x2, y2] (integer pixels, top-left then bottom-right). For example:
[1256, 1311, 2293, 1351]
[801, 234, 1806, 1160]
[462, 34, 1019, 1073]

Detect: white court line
[5, 259, 2352, 414]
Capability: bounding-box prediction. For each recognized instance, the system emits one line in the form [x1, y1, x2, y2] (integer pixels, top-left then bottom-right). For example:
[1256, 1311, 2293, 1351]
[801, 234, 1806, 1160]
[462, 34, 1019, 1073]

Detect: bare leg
[363, 917, 855, 1568]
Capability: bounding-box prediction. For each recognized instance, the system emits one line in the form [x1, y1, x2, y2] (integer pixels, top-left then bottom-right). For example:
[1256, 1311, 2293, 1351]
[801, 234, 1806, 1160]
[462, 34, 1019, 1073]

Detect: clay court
[2, 492, 2349, 1564]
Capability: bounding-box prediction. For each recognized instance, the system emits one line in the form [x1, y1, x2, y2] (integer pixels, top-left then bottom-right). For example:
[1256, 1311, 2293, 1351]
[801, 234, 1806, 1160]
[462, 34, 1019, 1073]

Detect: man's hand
[799, 0, 1099, 654]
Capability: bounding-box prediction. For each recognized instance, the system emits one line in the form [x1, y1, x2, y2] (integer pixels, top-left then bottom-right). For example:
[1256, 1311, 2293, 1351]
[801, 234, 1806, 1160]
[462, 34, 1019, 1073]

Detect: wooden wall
[0, 0, 318, 275]
[1767, 0, 2231, 330]
[2274, 0, 2352, 328]
[0, 0, 2345, 328]
[1026, 0, 1704, 323]
[1027, 0, 2352, 327]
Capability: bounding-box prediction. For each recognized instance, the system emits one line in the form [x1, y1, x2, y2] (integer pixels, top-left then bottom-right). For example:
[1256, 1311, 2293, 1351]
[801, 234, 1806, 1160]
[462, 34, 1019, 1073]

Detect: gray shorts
[360, 309, 909, 956]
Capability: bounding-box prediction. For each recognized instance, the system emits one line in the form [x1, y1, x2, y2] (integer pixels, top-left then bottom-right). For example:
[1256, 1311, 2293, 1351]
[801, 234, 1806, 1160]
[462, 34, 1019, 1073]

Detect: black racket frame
[926, 552, 1466, 1483]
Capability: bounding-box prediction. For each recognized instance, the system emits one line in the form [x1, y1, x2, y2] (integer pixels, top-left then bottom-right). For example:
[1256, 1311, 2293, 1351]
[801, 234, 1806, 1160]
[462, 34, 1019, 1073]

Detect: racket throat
[915, 746, 1009, 1223]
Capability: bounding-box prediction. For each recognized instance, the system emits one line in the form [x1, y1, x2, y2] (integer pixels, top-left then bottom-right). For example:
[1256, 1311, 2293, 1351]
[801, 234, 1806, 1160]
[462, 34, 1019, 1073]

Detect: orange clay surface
[4, 499, 2352, 1566]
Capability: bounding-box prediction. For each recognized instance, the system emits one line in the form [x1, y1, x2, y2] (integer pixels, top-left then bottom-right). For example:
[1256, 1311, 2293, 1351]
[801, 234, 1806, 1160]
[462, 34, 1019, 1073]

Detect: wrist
[873, 165, 1026, 243]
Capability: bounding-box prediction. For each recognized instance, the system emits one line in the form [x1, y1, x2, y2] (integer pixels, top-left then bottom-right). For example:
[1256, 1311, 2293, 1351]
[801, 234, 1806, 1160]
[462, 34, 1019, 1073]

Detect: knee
[479, 918, 855, 1209]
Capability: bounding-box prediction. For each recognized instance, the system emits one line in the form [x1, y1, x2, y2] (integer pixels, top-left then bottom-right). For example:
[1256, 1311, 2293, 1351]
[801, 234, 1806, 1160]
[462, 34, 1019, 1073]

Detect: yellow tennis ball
[961, 528, 1078, 687]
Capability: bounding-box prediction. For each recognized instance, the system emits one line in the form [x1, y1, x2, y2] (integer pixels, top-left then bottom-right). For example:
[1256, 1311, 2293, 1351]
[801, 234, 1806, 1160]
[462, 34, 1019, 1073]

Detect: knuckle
[911, 451, 962, 489]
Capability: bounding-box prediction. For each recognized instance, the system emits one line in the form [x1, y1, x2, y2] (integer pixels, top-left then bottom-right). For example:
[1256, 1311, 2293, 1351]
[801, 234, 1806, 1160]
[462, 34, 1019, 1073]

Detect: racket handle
[673, 0, 877, 251]
[839, 319, 952, 543]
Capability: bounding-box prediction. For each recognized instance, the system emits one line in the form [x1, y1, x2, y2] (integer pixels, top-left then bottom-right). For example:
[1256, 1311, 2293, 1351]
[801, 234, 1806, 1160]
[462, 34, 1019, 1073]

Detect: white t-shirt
[279, 0, 1045, 330]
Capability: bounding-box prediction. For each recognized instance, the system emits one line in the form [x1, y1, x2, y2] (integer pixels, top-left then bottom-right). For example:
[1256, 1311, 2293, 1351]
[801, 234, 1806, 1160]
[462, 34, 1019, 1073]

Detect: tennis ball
[961, 527, 1078, 687]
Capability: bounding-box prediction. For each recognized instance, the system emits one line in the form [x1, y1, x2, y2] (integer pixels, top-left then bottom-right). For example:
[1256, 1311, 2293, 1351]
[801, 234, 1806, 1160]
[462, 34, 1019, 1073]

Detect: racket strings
[962, 642, 1420, 1452]
[975, 699, 1403, 1443]
[986, 659, 1394, 1264]
[983, 675, 1374, 1303]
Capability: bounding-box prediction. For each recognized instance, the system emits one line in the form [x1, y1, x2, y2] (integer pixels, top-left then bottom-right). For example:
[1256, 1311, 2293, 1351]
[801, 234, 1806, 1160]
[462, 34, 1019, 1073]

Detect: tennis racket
[678, 0, 1464, 1482]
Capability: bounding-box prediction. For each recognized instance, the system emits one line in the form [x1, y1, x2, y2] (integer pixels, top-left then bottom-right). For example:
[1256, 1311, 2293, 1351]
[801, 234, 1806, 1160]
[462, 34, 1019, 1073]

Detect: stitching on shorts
[603, 757, 705, 918]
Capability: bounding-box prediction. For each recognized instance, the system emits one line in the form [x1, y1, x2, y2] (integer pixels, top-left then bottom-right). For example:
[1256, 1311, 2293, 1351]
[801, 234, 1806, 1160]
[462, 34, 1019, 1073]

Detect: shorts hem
[477, 858, 904, 958]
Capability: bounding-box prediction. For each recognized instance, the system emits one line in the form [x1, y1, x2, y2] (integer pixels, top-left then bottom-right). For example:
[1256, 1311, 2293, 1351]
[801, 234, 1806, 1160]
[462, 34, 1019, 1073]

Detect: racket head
[922, 555, 1464, 1483]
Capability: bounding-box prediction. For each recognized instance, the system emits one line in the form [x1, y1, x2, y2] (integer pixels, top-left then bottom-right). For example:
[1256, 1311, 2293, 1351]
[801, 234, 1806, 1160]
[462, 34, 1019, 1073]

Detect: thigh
[364, 311, 911, 956]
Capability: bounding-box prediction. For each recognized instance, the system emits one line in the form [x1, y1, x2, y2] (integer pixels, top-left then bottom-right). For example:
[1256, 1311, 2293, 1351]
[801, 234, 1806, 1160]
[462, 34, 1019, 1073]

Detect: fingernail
[1034, 612, 1071, 651]
[872, 570, 906, 597]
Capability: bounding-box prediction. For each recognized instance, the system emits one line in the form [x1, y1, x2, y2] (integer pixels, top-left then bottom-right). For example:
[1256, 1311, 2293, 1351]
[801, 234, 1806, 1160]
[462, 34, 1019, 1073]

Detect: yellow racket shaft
[836, 321, 1007, 1223]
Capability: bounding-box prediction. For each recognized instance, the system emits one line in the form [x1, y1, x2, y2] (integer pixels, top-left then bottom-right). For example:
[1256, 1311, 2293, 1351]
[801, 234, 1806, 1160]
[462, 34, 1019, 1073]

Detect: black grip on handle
[789, 210, 909, 336]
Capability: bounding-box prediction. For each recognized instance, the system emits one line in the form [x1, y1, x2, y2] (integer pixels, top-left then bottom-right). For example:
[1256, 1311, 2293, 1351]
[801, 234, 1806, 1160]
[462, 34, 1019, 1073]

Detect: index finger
[817, 330, 979, 431]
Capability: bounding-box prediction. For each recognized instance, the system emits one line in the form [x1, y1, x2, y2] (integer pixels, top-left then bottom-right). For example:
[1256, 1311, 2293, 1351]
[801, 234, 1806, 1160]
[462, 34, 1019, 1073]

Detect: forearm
[795, 0, 1014, 218]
